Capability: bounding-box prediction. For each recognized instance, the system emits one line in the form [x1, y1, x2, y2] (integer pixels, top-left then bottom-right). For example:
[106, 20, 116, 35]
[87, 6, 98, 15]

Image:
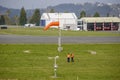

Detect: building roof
[81, 17, 120, 23]
[41, 13, 77, 20]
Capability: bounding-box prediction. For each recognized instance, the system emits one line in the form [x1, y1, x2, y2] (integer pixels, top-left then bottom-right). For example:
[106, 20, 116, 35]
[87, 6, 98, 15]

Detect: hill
[48, 2, 120, 17]
[0, 2, 120, 18]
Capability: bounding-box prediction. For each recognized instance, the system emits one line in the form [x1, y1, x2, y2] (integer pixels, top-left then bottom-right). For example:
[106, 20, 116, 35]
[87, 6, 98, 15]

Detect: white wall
[83, 22, 87, 31]
[45, 18, 77, 30]
[41, 13, 77, 30]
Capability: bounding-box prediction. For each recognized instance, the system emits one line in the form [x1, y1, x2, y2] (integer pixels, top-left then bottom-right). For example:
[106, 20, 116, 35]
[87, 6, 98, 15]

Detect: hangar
[40, 13, 77, 30]
[78, 17, 120, 31]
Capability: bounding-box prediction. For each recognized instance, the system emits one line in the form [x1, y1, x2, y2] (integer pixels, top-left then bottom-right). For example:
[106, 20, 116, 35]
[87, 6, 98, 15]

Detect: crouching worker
[71, 53, 74, 62]
[67, 53, 71, 62]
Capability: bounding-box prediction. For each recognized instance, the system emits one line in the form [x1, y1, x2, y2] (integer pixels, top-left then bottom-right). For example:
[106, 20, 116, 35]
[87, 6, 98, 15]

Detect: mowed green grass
[0, 44, 120, 80]
[0, 27, 120, 36]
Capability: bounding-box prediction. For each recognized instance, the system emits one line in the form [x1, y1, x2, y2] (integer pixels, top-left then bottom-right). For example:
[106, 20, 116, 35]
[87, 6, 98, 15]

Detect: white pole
[54, 57, 57, 68]
[48, 56, 59, 78]
[53, 56, 59, 78]
[77, 76, 79, 80]
[54, 57, 57, 78]
[58, 13, 63, 52]
[58, 25, 61, 49]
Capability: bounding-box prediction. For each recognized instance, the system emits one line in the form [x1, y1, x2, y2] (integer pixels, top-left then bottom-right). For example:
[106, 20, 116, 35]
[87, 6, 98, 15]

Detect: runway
[0, 35, 120, 44]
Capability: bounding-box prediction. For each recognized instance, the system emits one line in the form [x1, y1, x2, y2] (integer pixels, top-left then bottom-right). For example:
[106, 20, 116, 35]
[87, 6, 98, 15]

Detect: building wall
[40, 13, 77, 30]
[83, 22, 87, 31]
[79, 17, 120, 31]
[60, 19, 77, 30]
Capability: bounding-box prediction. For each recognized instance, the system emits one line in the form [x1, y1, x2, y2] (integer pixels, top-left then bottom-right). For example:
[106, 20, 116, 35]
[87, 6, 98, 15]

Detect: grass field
[0, 44, 120, 80]
[0, 27, 120, 36]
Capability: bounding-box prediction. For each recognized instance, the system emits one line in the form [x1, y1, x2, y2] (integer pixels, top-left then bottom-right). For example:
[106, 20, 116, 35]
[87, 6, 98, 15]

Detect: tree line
[0, 7, 40, 26]
[79, 10, 100, 18]
[48, 9, 101, 18]
[0, 8, 101, 26]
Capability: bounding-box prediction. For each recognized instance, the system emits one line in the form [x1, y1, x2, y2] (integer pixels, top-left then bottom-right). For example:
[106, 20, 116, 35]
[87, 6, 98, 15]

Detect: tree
[4, 15, 11, 25]
[50, 8, 55, 13]
[6, 9, 11, 16]
[107, 13, 110, 17]
[79, 10, 86, 18]
[64, 11, 69, 13]
[19, 7, 27, 25]
[29, 9, 40, 26]
[0, 15, 5, 25]
[93, 12, 100, 17]
[4, 9, 11, 25]
[14, 15, 19, 26]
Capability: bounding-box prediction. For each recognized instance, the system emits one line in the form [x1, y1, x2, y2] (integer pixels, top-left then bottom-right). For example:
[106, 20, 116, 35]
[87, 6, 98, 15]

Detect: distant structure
[40, 13, 120, 31]
[118, 15, 120, 31]
[78, 17, 120, 31]
[40, 13, 77, 30]
[24, 23, 35, 27]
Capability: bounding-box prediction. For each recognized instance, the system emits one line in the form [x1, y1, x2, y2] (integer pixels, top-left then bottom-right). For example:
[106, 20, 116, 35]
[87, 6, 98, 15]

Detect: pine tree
[107, 13, 110, 17]
[29, 9, 40, 26]
[19, 7, 27, 26]
[0, 15, 5, 25]
[50, 8, 55, 13]
[79, 10, 86, 18]
[93, 12, 100, 17]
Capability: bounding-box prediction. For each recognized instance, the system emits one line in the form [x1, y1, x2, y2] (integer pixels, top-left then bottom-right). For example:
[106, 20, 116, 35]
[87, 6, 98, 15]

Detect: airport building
[78, 17, 120, 31]
[40, 13, 77, 30]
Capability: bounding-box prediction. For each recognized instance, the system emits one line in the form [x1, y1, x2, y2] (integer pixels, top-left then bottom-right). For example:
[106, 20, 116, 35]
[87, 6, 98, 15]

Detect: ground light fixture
[48, 56, 59, 78]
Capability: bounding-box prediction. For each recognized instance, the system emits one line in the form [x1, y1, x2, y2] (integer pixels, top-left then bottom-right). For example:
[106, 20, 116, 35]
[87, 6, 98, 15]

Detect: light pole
[48, 56, 59, 78]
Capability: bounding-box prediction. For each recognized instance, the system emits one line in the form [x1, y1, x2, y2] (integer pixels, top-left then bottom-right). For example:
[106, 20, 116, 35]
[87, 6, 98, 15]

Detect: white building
[40, 13, 77, 30]
[78, 17, 120, 31]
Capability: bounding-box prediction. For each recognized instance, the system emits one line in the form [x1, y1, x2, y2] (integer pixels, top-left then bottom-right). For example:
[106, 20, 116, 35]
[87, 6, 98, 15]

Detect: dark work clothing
[67, 58, 70, 62]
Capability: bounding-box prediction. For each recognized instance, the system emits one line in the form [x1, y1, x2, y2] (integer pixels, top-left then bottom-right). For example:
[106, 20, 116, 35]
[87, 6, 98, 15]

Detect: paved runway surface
[0, 35, 120, 44]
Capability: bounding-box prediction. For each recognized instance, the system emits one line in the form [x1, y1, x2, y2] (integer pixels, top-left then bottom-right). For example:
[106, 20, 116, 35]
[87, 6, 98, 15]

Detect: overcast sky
[0, 0, 120, 9]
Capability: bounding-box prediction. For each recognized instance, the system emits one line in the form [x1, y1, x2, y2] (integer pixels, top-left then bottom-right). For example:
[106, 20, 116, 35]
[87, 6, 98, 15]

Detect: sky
[0, 0, 120, 9]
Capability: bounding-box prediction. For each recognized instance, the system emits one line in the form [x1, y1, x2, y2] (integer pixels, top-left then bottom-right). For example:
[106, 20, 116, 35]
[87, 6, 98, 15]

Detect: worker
[67, 53, 71, 62]
[71, 53, 74, 62]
